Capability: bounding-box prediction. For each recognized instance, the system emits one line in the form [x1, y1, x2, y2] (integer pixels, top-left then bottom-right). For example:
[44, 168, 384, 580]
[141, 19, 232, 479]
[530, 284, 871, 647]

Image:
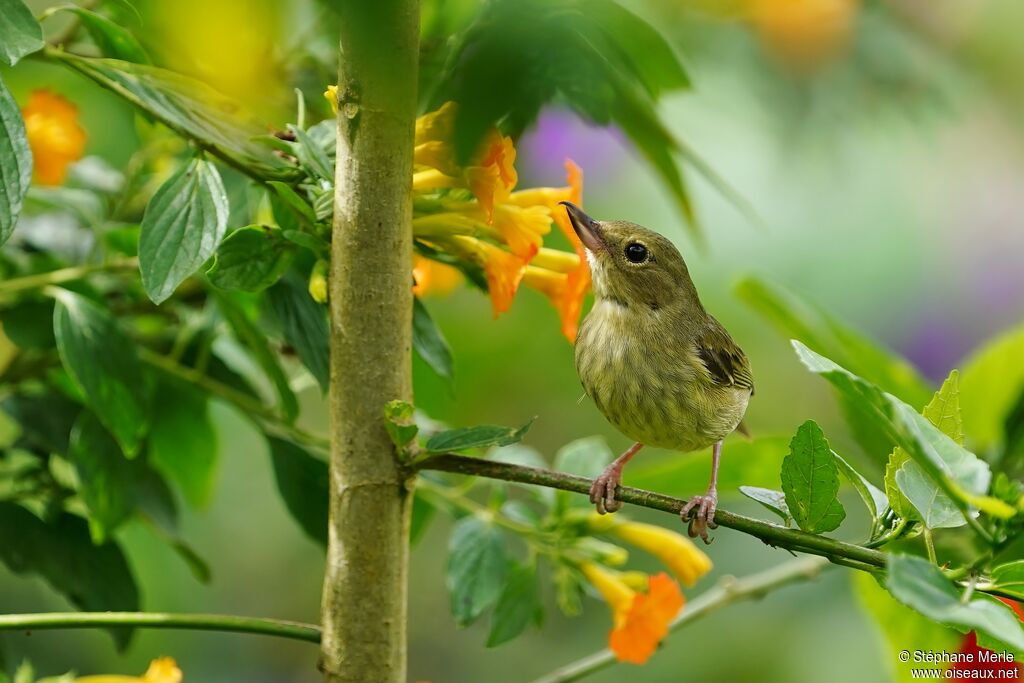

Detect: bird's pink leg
[681, 440, 722, 544]
[589, 442, 644, 514]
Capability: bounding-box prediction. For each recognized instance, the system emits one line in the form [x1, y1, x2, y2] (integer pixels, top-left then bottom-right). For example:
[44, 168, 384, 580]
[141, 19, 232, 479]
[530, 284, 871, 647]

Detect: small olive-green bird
[561, 202, 754, 543]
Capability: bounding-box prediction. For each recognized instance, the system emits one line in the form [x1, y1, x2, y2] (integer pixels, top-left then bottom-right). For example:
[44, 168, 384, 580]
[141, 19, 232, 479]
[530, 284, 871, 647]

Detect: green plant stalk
[319, 2, 420, 682]
[0, 612, 320, 643]
[530, 557, 830, 683]
[0, 259, 138, 299]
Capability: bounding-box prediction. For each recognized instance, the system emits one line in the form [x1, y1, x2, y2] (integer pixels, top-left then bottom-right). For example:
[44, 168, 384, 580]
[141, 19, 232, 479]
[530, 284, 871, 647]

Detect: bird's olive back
[588, 220, 702, 312]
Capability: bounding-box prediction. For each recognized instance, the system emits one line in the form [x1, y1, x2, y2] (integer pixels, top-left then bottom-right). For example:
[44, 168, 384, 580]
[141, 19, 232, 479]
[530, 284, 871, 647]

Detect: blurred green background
[3, 0, 1024, 680]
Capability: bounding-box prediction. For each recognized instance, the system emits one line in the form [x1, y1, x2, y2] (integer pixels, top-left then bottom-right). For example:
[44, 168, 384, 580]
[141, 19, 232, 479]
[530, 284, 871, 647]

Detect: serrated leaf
[68, 412, 137, 542]
[384, 400, 419, 452]
[0, 74, 32, 246]
[207, 226, 295, 292]
[53, 53, 299, 181]
[886, 554, 1024, 652]
[833, 451, 888, 522]
[215, 292, 298, 422]
[148, 378, 218, 507]
[793, 342, 1004, 527]
[267, 437, 328, 546]
[780, 421, 846, 532]
[413, 297, 454, 389]
[0, 0, 43, 65]
[53, 290, 150, 456]
[739, 485, 791, 525]
[960, 323, 1024, 455]
[425, 419, 533, 453]
[56, 7, 149, 63]
[487, 562, 540, 647]
[266, 273, 329, 392]
[447, 515, 508, 627]
[987, 561, 1024, 601]
[0, 502, 139, 649]
[139, 157, 228, 303]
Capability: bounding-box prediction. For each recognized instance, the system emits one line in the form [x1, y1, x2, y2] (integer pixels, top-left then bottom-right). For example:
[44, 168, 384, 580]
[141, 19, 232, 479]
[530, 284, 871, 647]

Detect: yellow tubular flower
[415, 101, 457, 146]
[22, 90, 87, 186]
[76, 657, 182, 683]
[610, 520, 713, 587]
[413, 255, 463, 297]
[324, 85, 338, 115]
[580, 561, 637, 616]
[309, 259, 329, 303]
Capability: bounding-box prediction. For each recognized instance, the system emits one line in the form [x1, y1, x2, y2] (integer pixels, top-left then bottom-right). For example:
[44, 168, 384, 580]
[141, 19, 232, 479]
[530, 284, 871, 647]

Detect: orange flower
[76, 656, 182, 683]
[746, 0, 858, 72]
[476, 240, 525, 315]
[464, 132, 518, 220]
[413, 255, 463, 297]
[22, 90, 87, 186]
[581, 563, 684, 665]
[523, 263, 589, 343]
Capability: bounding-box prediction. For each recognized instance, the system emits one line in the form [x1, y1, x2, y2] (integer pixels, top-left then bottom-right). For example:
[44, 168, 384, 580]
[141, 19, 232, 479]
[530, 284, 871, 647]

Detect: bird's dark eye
[624, 242, 648, 264]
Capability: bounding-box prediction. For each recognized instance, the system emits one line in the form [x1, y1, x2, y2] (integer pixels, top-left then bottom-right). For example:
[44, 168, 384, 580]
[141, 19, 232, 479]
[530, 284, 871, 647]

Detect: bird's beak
[559, 201, 605, 253]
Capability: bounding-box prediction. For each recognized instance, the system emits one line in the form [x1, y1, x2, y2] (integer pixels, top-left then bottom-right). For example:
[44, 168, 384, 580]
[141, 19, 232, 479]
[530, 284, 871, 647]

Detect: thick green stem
[530, 557, 829, 683]
[319, 3, 420, 682]
[0, 612, 320, 643]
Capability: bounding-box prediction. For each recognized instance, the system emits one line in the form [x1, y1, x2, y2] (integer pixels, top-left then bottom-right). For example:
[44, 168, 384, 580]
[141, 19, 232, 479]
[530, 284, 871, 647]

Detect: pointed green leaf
[139, 157, 228, 303]
[425, 419, 533, 454]
[68, 412, 137, 542]
[288, 124, 333, 181]
[960, 323, 1024, 455]
[0, 74, 32, 246]
[739, 485, 791, 525]
[886, 554, 1024, 652]
[207, 226, 294, 292]
[384, 400, 419, 453]
[487, 561, 540, 647]
[988, 561, 1024, 601]
[267, 181, 318, 226]
[780, 420, 846, 533]
[413, 297, 454, 388]
[53, 290, 150, 455]
[267, 273, 329, 392]
[56, 7, 149, 63]
[447, 515, 508, 627]
[833, 451, 888, 522]
[0, 0, 43, 65]
[267, 437, 328, 546]
[148, 378, 218, 507]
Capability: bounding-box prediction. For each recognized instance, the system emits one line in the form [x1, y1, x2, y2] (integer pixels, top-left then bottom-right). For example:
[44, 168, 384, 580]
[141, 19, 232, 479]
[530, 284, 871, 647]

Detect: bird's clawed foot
[589, 466, 624, 514]
[681, 492, 718, 544]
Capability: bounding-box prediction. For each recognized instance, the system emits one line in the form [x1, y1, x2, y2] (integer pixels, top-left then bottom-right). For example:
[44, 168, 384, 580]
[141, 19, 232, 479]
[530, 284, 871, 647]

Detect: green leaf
[738, 485, 791, 525]
[2, 391, 79, 454]
[1, 298, 56, 349]
[553, 436, 613, 513]
[56, 7, 149, 63]
[425, 419, 533, 453]
[960, 323, 1024, 455]
[207, 226, 294, 292]
[737, 278, 933, 407]
[833, 451, 888, 523]
[780, 420, 846, 533]
[988, 561, 1024, 601]
[215, 292, 298, 422]
[487, 561, 540, 647]
[267, 274, 329, 392]
[68, 412, 137, 542]
[147, 378, 218, 507]
[447, 515, 508, 627]
[384, 400, 419, 454]
[267, 181, 318, 226]
[0, 0, 43, 65]
[853, 571, 959, 683]
[413, 297, 454, 388]
[288, 124, 333, 181]
[0, 74, 32, 246]
[53, 290, 150, 456]
[793, 342, 1012, 525]
[0, 503, 139, 649]
[53, 53, 299, 181]
[267, 437, 327, 546]
[886, 554, 1024, 652]
[139, 157, 228, 304]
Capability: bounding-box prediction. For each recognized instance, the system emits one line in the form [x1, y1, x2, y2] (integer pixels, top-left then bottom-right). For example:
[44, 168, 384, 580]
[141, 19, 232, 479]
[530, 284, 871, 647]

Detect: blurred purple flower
[900, 312, 976, 383]
[518, 109, 627, 185]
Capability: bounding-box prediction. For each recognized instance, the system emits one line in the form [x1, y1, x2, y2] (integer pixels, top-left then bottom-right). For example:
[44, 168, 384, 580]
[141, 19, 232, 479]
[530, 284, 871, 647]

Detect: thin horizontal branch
[0, 612, 321, 643]
[0, 259, 138, 299]
[530, 557, 830, 683]
[421, 454, 887, 568]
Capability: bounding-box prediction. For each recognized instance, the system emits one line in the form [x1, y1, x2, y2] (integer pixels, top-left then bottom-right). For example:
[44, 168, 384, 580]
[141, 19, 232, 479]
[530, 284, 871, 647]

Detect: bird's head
[560, 201, 701, 312]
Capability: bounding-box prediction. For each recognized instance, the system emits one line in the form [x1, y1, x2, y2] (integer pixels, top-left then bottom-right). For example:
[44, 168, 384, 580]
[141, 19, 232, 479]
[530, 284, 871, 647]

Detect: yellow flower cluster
[326, 89, 591, 341]
[580, 515, 713, 664]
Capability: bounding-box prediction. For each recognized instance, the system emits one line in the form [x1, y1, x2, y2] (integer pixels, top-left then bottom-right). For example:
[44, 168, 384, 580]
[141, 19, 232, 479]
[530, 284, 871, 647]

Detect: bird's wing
[693, 319, 755, 394]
